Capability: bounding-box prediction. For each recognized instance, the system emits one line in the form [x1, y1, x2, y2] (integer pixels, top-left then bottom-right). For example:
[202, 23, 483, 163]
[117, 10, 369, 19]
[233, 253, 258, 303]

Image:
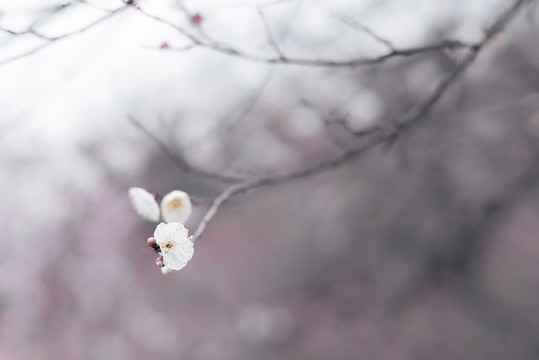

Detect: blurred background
[1, 0, 539, 359]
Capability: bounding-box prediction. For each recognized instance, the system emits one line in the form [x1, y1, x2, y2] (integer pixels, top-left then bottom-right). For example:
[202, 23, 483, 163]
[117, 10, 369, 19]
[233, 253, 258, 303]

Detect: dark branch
[159, 38, 471, 68]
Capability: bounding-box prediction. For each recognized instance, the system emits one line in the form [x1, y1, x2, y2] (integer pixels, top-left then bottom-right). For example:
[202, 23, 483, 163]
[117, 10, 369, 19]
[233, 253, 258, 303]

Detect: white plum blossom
[160, 190, 192, 224]
[128, 187, 192, 224]
[154, 222, 194, 271]
[128, 187, 160, 222]
[130, 189, 195, 273]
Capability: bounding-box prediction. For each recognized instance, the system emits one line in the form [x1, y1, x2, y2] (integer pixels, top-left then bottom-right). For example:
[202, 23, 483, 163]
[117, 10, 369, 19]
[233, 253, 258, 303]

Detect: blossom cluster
[129, 187, 194, 275]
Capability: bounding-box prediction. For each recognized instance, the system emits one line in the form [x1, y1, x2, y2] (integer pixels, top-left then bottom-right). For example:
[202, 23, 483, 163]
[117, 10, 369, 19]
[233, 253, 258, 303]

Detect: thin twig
[141, 43, 198, 52]
[128, 116, 246, 184]
[134, 4, 471, 67]
[1, 2, 472, 69]
[157, 38, 471, 68]
[336, 14, 396, 51]
[194, 0, 297, 9]
[300, 100, 354, 150]
[0, 4, 128, 66]
[191, 181, 254, 242]
[257, 8, 286, 60]
[136, 8, 203, 45]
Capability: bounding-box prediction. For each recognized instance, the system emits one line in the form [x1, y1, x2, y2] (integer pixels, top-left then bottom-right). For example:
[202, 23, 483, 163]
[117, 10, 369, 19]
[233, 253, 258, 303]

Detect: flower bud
[161, 267, 174, 275]
[156, 256, 165, 267]
[160, 190, 192, 224]
[147, 237, 158, 249]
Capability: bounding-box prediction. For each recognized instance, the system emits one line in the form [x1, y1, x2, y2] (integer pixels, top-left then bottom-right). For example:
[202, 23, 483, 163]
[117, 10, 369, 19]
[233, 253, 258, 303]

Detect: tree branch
[191, 181, 254, 242]
[186, 0, 528, 241]
[370, 0, 530, 146]
[0, 4, 128, 67]
[159, 38, 471, 67]
[128, 116, 246, 184]
[134, 4, 472, 67]
[1, 1, 477, 69]
[335, 14, 396, 51]
[257, 7, 286, 60]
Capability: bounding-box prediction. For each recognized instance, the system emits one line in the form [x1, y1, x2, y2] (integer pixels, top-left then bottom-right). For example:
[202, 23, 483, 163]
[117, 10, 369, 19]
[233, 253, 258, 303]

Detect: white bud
[160, 190, 192, 224]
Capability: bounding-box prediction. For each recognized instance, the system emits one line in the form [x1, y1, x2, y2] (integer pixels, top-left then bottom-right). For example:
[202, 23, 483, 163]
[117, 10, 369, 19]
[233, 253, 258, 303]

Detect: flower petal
[154, 222, 189, 246]
[172, 243, 194, 261]
[153, 222, 194, 272]
[128, 187, 160, 222]
[160, 190, 192, 224]
[164, 252, 191, 271]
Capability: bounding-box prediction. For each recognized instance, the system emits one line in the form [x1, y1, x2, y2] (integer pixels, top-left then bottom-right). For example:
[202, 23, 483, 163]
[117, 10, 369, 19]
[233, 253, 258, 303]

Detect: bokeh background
[1, 0, 539, 359]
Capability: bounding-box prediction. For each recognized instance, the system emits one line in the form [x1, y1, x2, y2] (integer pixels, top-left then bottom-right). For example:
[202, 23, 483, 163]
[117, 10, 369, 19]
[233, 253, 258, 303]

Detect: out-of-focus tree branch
[128, 116, 246, 184]
[389, 141, 539, 316]
[335, 14, 396, 51]
[426, 103, 539, 284]
[384, 0, 531, 145]
[191, 182, 253, 242]
[427, 164, 539, 284]
[0, 0, 527, 70]
[388, 101, 539, 321]
[125, 0, 528, 242]
[163, 37, 471, 67]
[137, 6, 472, 67]
[0, 3, 129, 66]
[181, 0, 529, 242]
[257, 7, 286, 60]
